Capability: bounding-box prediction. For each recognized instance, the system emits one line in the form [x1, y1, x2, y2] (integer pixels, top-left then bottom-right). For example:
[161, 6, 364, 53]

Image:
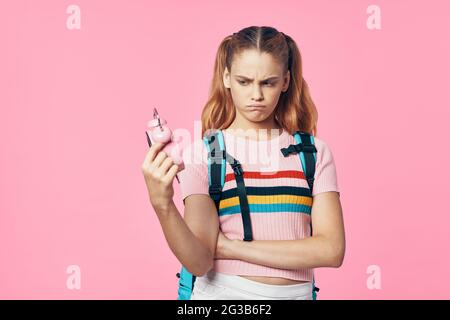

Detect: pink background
[1, 0, 449, 299]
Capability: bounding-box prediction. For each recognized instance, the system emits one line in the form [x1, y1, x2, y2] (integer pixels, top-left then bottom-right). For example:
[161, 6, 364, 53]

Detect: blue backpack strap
[292, 131, 320, 300]
[204, 129, 227, 212]
[205, 129, 253, 242]
[225, 152, 253, 241]
[176, 266, 196, 300]
[175, 129, 227, 300]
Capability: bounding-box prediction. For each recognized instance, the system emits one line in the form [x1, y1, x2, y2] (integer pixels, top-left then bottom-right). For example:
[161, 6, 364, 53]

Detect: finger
[162, 164, 179, 184]
[157, 156, 174, 175]
[143, 142, 166, 166]
[151, 150, 168, 169]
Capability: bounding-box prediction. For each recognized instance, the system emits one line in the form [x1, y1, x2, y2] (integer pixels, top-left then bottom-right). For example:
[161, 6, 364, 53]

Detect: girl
[142, 26, 345, 300]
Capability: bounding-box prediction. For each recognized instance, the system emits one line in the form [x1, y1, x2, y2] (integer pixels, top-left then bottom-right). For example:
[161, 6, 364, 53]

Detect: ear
[282, 70, 290, 92]
[223, 67, 231, 89]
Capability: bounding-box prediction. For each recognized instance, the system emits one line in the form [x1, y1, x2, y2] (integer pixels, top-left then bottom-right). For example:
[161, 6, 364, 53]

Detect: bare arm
[142, 142, 220, 277]
[223, 191, 345, 269]
[155, 195, 219, 277]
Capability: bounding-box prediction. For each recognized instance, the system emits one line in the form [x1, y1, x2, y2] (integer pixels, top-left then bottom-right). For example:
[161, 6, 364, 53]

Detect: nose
[251, 85, 264, 101]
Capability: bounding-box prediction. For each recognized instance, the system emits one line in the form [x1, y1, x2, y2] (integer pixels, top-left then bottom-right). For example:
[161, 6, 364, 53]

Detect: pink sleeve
[178, 139, 210, 203]
[312, 137, 340, 197]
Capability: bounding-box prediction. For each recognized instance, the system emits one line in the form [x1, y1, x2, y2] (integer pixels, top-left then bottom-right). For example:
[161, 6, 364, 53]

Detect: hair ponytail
[201, 26, 319, 137]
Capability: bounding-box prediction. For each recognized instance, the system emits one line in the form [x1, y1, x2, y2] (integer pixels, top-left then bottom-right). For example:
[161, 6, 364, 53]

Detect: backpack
[176, 129, 320, 300]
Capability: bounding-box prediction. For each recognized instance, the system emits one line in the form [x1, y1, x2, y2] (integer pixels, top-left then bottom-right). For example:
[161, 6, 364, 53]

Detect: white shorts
[190, 270, 313, 300]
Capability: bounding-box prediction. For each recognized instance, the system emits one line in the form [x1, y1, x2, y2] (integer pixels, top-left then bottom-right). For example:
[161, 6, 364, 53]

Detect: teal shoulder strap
[176, 266, 195, 300]
[205, 129, 253, 241]
[293, 131, 320, 300]
[176, 129, 226, 300]
[204, 129, 227, 212]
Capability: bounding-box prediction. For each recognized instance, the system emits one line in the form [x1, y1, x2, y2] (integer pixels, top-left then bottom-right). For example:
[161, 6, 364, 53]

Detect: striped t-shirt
[178, 128, 340, 282]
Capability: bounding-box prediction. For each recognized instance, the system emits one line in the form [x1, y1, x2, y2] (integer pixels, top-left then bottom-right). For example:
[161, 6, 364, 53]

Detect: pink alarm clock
[146, 108, 185, 175]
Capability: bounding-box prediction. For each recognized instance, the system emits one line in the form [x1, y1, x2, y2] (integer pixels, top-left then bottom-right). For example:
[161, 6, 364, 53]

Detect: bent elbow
[192, 263, 213, 277]
[187, 265, 209, 277]
[329, 244, 345, 268]
[193, 269, 208, 277]
[331, 254, 344, 268]
[191, 255, 214, 277]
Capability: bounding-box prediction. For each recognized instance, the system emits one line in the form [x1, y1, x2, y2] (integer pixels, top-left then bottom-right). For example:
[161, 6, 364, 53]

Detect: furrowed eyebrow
[235, 75, 279, 82]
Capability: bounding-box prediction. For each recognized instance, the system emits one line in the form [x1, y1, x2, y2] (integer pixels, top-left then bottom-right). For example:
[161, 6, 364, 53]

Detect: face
[223, 49, 290, 128]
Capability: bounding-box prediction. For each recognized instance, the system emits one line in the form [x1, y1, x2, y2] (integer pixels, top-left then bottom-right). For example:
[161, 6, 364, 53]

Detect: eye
[238, 80, 274, 86]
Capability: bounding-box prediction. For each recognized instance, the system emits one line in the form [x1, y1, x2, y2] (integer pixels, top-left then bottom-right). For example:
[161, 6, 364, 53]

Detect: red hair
[201, 26, 319, 138]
